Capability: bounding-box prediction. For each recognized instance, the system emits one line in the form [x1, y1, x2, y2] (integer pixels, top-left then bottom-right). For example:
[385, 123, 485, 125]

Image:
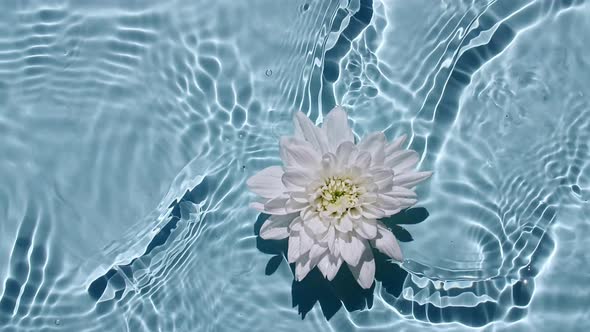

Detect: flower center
[314, 176, 361, 218]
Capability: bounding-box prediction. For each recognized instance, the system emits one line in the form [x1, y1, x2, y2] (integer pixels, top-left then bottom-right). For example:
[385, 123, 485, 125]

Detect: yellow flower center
[314, 176, 361, 218]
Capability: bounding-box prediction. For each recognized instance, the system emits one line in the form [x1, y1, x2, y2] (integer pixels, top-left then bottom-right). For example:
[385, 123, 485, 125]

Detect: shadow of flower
[254, 207, 429, 320]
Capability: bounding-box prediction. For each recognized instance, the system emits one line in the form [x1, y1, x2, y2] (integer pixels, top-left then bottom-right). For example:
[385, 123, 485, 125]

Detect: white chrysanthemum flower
[248, 107, 432, 289]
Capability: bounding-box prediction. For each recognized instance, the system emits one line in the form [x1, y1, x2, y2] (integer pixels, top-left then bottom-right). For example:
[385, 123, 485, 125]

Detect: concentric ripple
[0, 0, 589, 331]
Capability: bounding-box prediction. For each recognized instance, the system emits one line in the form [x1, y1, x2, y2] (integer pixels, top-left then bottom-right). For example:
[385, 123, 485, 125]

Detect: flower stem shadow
[254, 207, 429, 320]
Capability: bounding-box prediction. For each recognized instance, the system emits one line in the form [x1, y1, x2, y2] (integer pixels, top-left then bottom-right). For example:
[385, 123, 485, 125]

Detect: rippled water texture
[1, 0, 589, 331]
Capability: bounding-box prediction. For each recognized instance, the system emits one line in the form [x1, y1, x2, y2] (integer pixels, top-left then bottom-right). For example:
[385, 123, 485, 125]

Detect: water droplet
[55, 319, 61, 325]
[265, 69, 273, 77]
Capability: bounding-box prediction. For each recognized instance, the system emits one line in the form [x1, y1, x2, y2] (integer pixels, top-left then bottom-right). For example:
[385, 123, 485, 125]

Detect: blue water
[1, 0, 589, 331]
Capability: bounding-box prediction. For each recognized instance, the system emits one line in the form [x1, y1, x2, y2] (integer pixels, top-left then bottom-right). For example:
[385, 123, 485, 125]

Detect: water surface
[0, 0, 589, 331]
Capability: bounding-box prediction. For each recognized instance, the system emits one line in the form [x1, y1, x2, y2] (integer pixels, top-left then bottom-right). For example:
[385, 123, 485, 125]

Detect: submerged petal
[247, 166, 285, 199]
[323, 106, 354, 152]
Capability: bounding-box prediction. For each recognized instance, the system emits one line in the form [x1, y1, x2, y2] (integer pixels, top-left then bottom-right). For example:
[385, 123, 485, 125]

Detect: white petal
[371, 168, 394, 192]
[357, 132, 386, 165]
[293, 111, 330, 154]
[255, 196, 289, 215]
[289, 190, 309, 203]
[320, 153, 339, 177]
[317, 254, 343, 281]
[322, 225, 336, 253]
[279, 137, 321, 170]
[386, 150, 419, 173]
[323, 106, 354, 152]
[360, 204, 385, 219]
[285, 198, 308, 213]
[339, 234, 367, 266]
[372, 223, 403, 261]
[289, 217, 303, 232]
[386, 134, 407, 154]
[384, 187, 418, 208]
[335, 141, 357, 168]
[247, 166, 285, 199]
[354, 151, 372, 170]
[305, 216, 328, 235]
[295, 255, 313, 281]
[309, 244, 327, 263]
[335, 214, 353, 233]
[282, 171, 312, 190]
[299, 229, 314, 255]
[288, 232, 301, 263]
[348, 249, 375, 289]
[379, 188, 417, 212]
[394, 171, 433, 188]
[355, 219, 377, 239]
[259, 214, 296, 239]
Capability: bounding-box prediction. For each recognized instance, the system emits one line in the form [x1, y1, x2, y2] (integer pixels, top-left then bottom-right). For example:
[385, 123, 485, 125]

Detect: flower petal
[339, 234, 367, 267]
[371, 168, 394, 192]
[305, 216, 328, 235]
[335, 141, 357, 168]
[252, 195, 289, 215]
[386, 150, 419, 173]
[247, 166, 286, 199]
[299, 228, 314, 255]
[323, 106, 354, 152]
[371, 222, 403, 261]
[355, 219, 378, 239]
[354, 151, 372, 170]
[317, 253, 343, 281]
[394, 171, 433, 188]
[322, 225, 336, 253]
[384, 186, 418, 208]
[293, 111, 330, 154]
[335, 214, 353, 233]
[309, 244, 327, 263]
[279, 137, 321, 170]
[357, 132, 386, 165]
[282, 170, 312, 190]
[259, 214, 296, 239]
[379, 188, 417, 212]
[295, 255, 313, 281]
[288, 232, 301, 263]
[360, 204, 386, 219]
[385, 134, 407, 154]
[348, 249, 375, 289]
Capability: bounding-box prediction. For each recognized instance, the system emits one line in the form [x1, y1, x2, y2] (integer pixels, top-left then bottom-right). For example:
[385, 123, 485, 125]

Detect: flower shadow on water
[254, 208, 430, 320]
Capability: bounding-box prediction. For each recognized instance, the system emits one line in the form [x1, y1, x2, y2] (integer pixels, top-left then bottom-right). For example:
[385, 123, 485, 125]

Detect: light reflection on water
[0, 0, 589, 331]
